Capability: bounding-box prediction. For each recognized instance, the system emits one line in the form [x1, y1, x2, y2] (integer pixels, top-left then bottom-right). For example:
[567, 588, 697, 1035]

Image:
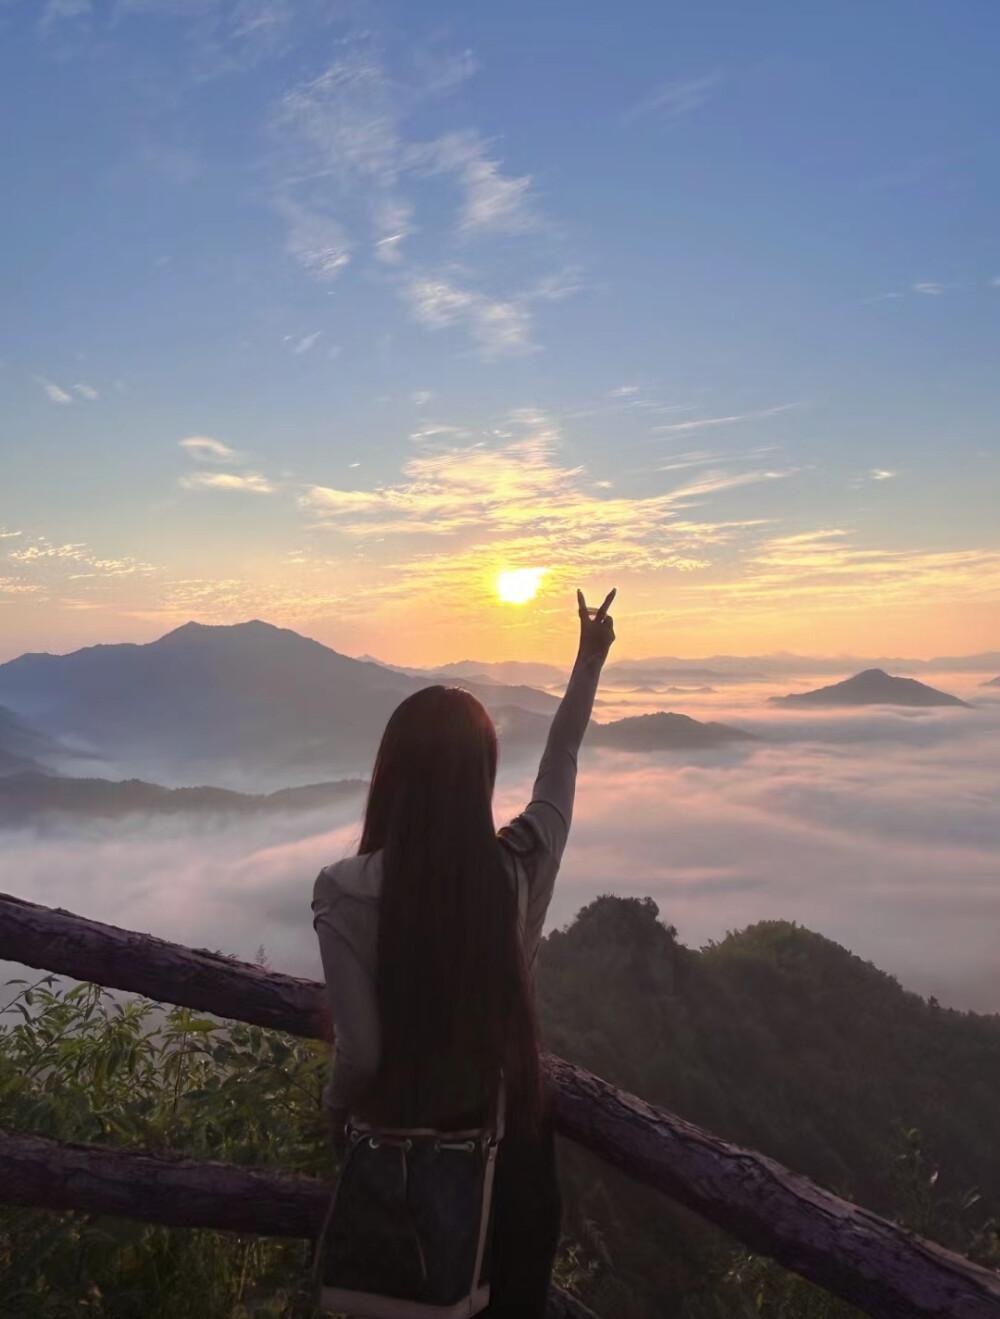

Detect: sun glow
[496, 567, 546, 604]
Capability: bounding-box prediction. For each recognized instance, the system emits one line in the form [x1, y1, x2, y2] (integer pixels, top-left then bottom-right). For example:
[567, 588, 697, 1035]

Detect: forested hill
[535, 896, 1000, 1316]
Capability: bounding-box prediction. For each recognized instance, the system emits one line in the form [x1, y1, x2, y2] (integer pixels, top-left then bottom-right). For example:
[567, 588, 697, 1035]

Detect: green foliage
[2, 896, 999, 1317]
[537, 896, 1000, 1317]
[0, 974, 331, 1317]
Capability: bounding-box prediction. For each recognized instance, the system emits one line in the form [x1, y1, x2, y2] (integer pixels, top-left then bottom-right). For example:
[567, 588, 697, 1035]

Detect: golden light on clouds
[497, 567, 546, 604]
[5, 411, 1000, 664]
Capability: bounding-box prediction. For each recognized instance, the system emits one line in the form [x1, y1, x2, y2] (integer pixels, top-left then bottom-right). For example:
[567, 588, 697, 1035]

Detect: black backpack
[311, 1087, 505, 1317]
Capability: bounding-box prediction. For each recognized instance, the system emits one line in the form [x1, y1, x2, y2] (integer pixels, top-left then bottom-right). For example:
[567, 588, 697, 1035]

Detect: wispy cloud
[848, 468, 898, 490]
[652, 403, 804, 435]
[372, 197, 414, 264]
[39, 0, 92, 33]
[0, 577, 43, 598]
[411, 45, 479, 97]
[403, 276, 533, 358]
[2, 533, 157, 609]
[113, 0, 329, 79]
[863, 280, 955, 304]
[9, 542, 88, 564]
[73, 381, 99, 401]
[36, 377, 74, 405]
[273, 197, 351, 282]
[270, 48, 568, 357]
[286, 330, 322, 355]
[408, 131, 536, 235]
[409, 421, 470, 443]
[179, 435, 241, 463]
[180, 472, 275, 494]
[298, 413, 775, 614]
[623, 74, 721, 126]
[709, 528, 1000, 611]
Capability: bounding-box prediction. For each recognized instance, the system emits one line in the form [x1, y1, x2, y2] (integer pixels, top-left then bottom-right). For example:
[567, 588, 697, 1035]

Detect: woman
[311, 587, 616, 1316]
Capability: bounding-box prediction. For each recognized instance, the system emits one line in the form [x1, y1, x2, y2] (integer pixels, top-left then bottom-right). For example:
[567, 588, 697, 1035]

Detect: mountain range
[376, 657, 568, 688]
[421, 651, 1000, 685]
[0, 772, 366, 825]
[0, 705, 54, 776]
[607, 650, 1000, 678]
[0, 621, 758, 799]
[0, 621, 560, 786]
[0, 701, 756, 823]
[771, 668, 971, 708]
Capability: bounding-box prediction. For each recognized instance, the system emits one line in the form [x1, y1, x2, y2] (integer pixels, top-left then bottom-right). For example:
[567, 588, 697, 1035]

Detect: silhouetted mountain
[538, 895, 1000, 1317]
[489, 707, 754, 757]
[489, 704, 553, 751]
[981, 675, 1000, 689]
[590, 711, 755, 751]
[0, 621, 557, 785]
[608, 650, 1000, 679]
[607, 664, 762, 686]
[771, 668, 971, 708]
[0, 771, 365, 824]
[0, 705, 53, 777]
[412, 658, 567, 687]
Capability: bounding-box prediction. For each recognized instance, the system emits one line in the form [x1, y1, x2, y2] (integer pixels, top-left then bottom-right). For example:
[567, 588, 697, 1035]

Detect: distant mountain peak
[0, 618, 559, 785]
[591, 710, 756, 750]
[772, 669, 971, 708]
[156, 619, 296, 644]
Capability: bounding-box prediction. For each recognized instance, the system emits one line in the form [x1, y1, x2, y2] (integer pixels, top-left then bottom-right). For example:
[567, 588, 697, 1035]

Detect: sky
[2, 0, 999, 666]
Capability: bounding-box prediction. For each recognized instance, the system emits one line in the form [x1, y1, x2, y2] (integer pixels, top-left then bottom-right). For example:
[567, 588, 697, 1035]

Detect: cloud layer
[4, 691, 998, 1015]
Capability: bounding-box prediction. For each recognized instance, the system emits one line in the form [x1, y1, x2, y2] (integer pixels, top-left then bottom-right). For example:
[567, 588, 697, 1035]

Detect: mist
[3, 676, 998, 1016]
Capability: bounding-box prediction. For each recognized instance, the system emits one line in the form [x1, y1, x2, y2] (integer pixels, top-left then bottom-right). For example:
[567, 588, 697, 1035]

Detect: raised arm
[500, 589, 617, 960]
[525, 589, 617, 855]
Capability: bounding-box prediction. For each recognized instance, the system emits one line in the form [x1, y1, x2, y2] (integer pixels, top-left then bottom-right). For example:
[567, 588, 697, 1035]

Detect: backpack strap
[493, 1075, 506, 1142]
[471, 1075, 505, 1294]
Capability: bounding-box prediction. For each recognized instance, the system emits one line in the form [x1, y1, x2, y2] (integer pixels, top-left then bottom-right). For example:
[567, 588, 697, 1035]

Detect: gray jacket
[311, 651, 604, 1113]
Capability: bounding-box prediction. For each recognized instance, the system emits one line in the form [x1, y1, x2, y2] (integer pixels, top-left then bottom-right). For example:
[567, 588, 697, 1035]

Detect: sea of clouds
[2, 674, 998, 1014]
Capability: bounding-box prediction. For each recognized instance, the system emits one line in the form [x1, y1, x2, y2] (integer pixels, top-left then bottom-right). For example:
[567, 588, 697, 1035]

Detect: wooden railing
[2, 891, 999, 1319]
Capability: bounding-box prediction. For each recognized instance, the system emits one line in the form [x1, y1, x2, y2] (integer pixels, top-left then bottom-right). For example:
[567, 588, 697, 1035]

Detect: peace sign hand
[576, 588, 617, 664]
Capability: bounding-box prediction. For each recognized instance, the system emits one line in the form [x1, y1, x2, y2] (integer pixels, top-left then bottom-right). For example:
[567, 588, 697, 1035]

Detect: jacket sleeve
[312, 870, 381, 1113]
[499, 651, 605, 963]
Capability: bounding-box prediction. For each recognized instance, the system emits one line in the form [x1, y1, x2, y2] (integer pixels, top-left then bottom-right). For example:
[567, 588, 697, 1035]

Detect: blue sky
[1, 0, 998, 663]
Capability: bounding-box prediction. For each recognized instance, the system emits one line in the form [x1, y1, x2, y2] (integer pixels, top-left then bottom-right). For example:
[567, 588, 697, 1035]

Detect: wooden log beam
[0, 1129, 597, 1319]
[0, 1127, 327, 1238]
[547, 1057, 1000, 1319]
[2, 891, 998, 1318]
[0, 890, 330, 1040]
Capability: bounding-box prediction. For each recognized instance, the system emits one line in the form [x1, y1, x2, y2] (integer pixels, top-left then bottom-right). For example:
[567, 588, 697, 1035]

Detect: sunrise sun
[496, 568, 546, 604]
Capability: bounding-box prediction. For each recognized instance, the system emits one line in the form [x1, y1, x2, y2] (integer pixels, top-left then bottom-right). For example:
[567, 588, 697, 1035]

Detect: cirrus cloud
[179, 435, 241, 462]
[180, 472, 275, 494]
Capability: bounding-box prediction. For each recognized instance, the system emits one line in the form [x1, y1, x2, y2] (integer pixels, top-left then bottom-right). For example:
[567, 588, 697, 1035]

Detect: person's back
[312, 588, 616, 1316]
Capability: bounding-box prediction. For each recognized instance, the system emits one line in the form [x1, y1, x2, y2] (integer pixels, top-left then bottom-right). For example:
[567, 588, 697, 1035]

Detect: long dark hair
[358, 685, 542, 1132]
